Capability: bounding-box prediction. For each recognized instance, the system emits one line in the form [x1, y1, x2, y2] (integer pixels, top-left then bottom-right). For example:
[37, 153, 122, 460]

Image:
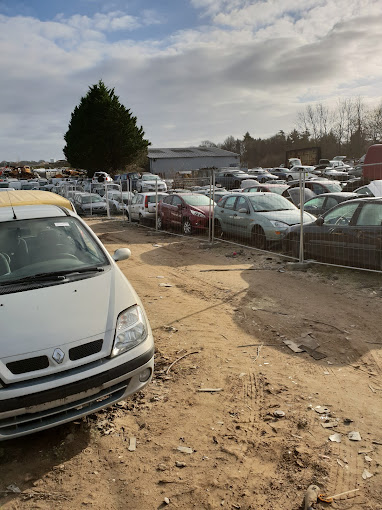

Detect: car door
[130, 194, 140, 219]
[216, 195, 237, 233]
[170, 195, 183, 226]
[233, 196, 251, 238]
[306, 201, 361, 262]
[349, 202, 382, 268]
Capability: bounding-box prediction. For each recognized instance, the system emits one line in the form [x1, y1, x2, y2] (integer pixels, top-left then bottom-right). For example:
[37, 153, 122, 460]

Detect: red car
[157, 193, 214, 235]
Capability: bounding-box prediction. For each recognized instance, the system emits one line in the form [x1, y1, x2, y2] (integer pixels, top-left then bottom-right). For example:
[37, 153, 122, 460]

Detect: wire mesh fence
[58, 166, 382, 273]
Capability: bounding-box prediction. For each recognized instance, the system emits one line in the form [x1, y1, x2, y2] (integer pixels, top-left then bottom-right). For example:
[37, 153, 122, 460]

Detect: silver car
[214, 192, 315, 248]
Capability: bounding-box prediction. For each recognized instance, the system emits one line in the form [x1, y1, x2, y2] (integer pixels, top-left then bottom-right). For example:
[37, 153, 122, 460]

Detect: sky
[1, 0, 382, 161]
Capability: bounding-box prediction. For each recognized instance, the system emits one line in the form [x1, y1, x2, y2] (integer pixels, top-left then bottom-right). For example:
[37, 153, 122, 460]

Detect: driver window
[324, 202, 359, 225]
[224, 196, 237, 210]
[356, 203, 382, 226]
[235, 196, 249, 212]
[306, 197, 325, 209]
[172, 196, 182, 206]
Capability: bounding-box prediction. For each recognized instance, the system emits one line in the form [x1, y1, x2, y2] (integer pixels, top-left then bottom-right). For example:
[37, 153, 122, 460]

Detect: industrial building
[147, 147, 240, 178]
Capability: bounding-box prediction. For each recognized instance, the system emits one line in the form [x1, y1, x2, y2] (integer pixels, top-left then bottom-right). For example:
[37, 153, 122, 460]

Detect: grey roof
[148, 147, 240, 159]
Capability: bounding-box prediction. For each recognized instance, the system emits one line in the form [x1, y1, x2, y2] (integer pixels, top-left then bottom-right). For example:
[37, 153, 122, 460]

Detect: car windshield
[324, 182, 342, 192]
[142, 175, 160, 181]
[0, 216, 109, 285]
[248, 194, 296, 212]
[182, 195, 214, 206]
[265, 186, 287, 195]
[82, 195, 103, 204]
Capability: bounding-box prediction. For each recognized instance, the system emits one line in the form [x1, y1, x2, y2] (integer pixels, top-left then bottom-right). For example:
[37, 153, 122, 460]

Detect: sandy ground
[1, 219, 382, 510]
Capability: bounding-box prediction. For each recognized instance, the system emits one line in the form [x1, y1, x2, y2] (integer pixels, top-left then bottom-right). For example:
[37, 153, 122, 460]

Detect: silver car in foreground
[214, 192, 315, 248]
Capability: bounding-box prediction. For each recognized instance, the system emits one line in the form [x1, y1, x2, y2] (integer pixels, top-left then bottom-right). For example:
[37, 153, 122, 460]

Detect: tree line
[201, 97, 382, 168]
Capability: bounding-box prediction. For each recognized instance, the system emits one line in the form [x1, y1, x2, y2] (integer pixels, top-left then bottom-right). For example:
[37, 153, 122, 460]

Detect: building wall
[149, 155, 240, 177]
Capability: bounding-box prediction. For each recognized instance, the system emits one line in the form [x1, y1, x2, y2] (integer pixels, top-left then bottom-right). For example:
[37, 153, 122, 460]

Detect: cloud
[0, 1, 382, 160]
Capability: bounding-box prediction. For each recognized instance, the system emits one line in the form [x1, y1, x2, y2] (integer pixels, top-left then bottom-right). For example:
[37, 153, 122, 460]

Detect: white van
[0, 195, 154, 439]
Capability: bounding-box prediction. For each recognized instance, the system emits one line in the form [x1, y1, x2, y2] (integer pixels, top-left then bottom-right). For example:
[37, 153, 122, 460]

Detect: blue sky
[0, 0, 382, 161]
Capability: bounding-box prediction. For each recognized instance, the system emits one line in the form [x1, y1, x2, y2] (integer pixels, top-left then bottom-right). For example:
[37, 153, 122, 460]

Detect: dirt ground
[1, 219, 382, 510]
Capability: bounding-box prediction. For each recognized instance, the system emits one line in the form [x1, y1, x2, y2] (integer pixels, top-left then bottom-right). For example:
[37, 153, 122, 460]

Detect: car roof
[0, 190, 75, 212]
[307, 192, 358, 198]
[0, 204, 75, 222]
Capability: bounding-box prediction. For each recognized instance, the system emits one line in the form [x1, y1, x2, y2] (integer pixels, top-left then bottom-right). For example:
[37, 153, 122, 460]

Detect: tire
[138, 214, 144, 225]
[157, 216, 164, 230]
[251, 226, 266, 249]
[287, 175, 293, 182]
[214, 219, 224, 238]
[182, 219, 192, 235]
[111, 204, 118, 215]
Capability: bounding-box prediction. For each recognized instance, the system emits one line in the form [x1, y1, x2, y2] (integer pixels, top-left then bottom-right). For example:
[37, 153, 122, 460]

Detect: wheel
[157, 216, 164, 230]
[214, 219, 224, 238]
[138, 214, 144, 224]
[251, 226, 266, 249]
[110, 203, 118, 214]
[287, 175, 293, 182]
[182, 219, 192, 235]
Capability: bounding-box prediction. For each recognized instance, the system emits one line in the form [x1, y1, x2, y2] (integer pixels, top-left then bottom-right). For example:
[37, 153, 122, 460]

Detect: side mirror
[113, 248, 131, 262]
[315, 216, 324, 226]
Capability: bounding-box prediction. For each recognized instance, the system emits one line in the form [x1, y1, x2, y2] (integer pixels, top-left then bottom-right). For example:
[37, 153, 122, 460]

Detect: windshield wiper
[0, 267, 104, 286]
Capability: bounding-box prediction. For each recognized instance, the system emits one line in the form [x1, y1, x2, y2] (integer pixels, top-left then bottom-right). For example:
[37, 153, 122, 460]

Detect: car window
[355, 186, 374, 196]
[162, 196, 173, 205]
[311, 183, 324, 194]
[323, 202, 360, 225]
[325, 197, 339, 210]
[235, 196, 249, 212]
[305, 196, 326, 209]
[131, 195, 139, 204]
[223, 196, 237, 210]
[356, 203, 382, 226]
[172, 196, 182, 206]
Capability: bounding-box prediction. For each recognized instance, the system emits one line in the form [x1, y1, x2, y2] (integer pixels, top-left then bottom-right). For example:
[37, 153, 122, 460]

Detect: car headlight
[190, 210, 205, 217]
[269, 220, 288, 228]
[112, 305, 148, 357]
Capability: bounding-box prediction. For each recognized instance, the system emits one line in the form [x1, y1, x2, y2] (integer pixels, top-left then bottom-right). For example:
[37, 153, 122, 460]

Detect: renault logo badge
[52, 348, 65, 364]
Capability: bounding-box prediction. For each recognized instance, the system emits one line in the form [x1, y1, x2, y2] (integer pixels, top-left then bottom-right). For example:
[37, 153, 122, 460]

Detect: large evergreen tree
[63, 81, 149, 176]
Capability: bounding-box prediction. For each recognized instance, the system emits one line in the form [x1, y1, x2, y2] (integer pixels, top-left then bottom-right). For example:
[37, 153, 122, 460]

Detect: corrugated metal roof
[148, 147, 240, 159]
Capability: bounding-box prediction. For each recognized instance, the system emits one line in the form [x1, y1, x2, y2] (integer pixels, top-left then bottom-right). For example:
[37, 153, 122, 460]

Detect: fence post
[90, 182, 93, 216]
[155, 180, 158, 231]
[208, 172, 212, 243]
[211, 169, 215, 244]
[299, 170, 305, 262]
[105, 182, 110, 218]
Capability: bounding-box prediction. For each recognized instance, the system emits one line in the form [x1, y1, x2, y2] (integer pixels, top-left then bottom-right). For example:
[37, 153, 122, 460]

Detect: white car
[130, 192, 168, 222]
[107, 190, 134, 215]
[92, 171, 113, 183]
[0, 193, 154, 439]
[354, 180, 382, 197]
[136, 174, 167, 193]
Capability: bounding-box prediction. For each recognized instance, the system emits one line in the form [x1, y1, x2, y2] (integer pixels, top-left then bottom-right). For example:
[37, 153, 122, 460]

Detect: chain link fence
[62, 166, 382, 273]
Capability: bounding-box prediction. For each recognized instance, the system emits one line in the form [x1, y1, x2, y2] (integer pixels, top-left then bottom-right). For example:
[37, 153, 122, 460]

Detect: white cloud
[0, 1, 382, 160]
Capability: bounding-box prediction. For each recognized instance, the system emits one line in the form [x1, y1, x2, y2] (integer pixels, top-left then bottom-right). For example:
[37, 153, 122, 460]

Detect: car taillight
[145, 196, 149, 208]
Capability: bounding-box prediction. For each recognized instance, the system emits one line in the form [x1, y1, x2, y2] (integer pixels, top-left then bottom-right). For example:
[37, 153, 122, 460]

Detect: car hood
[0, 268, 138, 358]
[255, 209, 316, 225]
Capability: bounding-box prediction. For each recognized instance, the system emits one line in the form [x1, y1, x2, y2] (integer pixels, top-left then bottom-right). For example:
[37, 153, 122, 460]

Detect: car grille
[69, 340, 103, 361]
[7, 356, 49, 375]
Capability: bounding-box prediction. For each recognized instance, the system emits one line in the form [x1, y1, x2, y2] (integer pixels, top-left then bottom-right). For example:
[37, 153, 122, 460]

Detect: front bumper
[0, 345, 154, 440]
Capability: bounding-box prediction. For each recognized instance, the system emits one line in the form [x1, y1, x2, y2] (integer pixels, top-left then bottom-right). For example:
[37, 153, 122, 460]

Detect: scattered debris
[177, 446, 193, 454]
[315, 406, 330, 414]
[162, 325, 178, 333]
[329, 433, 342, 443]
[197, 388, 223, 393]
[175, 461, 186, 468]
[164, 497, 170, 505]
[304, 485, 320, 510]
[321, 421, 338, 429]
[128, 437, 137, 451]
[348, 431, 362, 441]
[165, 351, 199, 375]
[6, 484, 21, 494]
[152, 244, 162, 247]
[319, 488, 360, 503]
[365, 455, 372, 462]
[283, 340, 304, 353]
[358, 448, 373, 454]
[299, 345, 327, 360]
[362, 469, 373, 480]
[337, 459, 345, 468]
[343, 418, 353, 425]
[159, 283, 173, 287]
[273, 410, 285, 418]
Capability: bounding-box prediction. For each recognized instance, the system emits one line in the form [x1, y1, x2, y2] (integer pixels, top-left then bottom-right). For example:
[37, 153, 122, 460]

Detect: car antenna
[6, 190, 17, 219]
